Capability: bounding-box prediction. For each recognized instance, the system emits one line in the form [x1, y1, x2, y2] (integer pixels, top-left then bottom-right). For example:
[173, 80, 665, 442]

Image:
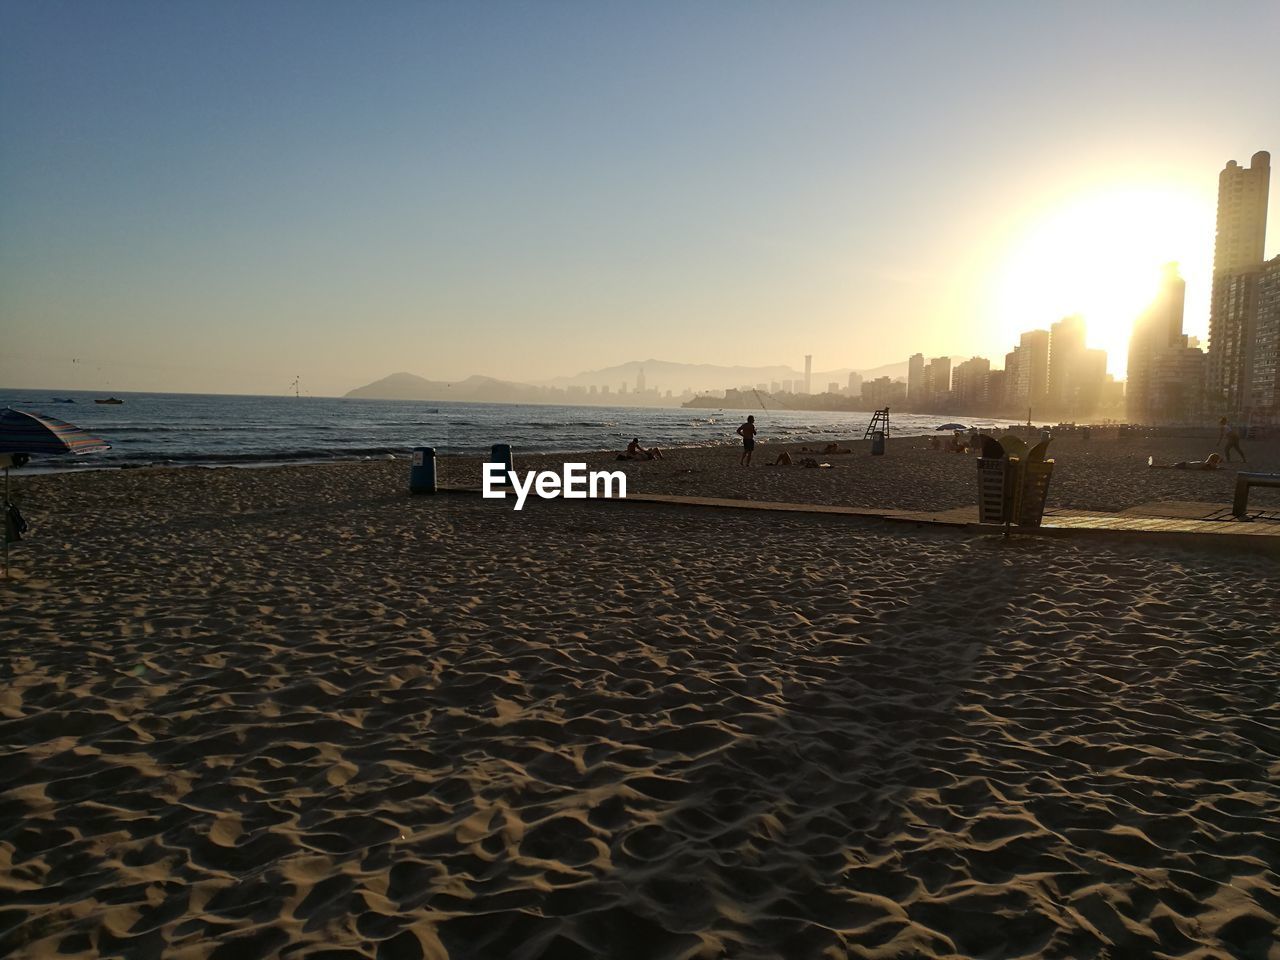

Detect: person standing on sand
[1223, 423, 1247, 463]
[736, 415, 757, 466]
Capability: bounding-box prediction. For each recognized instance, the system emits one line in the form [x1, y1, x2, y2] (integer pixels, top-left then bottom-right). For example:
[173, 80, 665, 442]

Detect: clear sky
[3, 1, 1278, 396]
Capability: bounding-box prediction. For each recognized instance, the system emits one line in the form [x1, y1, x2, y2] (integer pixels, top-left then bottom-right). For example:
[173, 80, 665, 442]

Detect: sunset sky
[3, 1, 1278, 396]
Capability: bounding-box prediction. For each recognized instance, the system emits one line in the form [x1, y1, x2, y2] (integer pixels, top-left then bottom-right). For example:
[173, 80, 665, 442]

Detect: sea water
[0, 389, 1025, 471]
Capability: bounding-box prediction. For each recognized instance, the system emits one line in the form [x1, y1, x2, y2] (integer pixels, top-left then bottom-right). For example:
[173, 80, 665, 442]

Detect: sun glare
[988, 185, 1213, 377]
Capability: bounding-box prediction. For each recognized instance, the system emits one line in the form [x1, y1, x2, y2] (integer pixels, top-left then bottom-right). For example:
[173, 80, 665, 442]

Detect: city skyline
[2, 3, 1279, 397]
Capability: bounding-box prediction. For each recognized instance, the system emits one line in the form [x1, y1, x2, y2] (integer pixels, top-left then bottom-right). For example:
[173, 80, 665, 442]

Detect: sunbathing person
[1147, 453, 1223, 470]
[624, 438, 663, 460]
[769, 452, 829, 468]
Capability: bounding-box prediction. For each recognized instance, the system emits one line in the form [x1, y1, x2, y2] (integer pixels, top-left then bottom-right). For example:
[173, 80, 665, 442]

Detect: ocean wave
[2, 390, 1028, 472]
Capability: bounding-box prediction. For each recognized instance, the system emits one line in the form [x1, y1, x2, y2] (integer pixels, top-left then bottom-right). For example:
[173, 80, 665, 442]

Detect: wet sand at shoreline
[2, 457, 1278, 958]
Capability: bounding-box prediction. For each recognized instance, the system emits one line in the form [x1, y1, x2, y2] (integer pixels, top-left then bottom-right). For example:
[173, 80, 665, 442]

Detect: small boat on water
[95, 397, 124, 405]
[50, 397, 76, 403]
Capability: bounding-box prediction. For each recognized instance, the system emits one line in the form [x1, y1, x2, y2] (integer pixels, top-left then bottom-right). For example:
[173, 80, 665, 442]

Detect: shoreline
[11, 419, 1268, 476]
[10, 433, 1280, 516]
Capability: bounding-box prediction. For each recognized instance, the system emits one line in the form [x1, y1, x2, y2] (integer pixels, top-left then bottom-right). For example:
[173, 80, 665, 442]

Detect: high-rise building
[1075, 349, 1108, 418]
[952, 356, 991, 407]
[1212, 269, 1261, 413]
[986, 369, 1008, 410]
[803, 355, 812, 395]
[1249, 255, 1280, 417]
[1048, 315, 1087, 412]
[1208, 150, 1270, 413]
[636, 367, 646, 393]
[1016, 330, 1050, 412]
[861, 376, 907, 408]
[1100, 375, 1124, 414]
[1127, 264, 1188, 423]
[907, 353, 925, 402]
[1004, 347, 1023, 407]
[925, 356, 951, 405]
[1149, 347, 1206, 424]
[847, 371, 863, 396]
[1214, 152, 1270, 275]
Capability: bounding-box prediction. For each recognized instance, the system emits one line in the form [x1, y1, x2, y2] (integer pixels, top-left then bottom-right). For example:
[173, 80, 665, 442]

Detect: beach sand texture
[2, 457, 1279, 958]
[438, 433, 1280, 515]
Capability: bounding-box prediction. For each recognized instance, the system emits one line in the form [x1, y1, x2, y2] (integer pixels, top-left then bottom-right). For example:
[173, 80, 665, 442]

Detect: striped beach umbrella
[1, 409, 109, 576]
[0, 407, 111, 456]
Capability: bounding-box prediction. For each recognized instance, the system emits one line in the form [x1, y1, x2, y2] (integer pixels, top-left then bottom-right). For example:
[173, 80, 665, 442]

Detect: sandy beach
[438, 432, 1280, 515]
[2, 444, 1279, 958]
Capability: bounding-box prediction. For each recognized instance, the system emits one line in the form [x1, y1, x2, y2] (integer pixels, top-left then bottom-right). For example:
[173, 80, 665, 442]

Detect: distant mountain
[345, 372, 535, 403]
[344, 355, 966, 404]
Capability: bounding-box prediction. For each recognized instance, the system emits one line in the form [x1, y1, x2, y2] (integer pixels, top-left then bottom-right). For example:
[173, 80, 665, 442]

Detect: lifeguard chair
[863, 407, 889, 440]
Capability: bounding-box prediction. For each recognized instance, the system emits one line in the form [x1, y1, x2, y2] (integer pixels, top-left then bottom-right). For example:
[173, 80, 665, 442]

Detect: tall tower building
[1017, 330, 1050, 412]
[1208, 150, 1270, 413]
[1249, 255, 1280, 416]
[1127, 264, 1188, 422]
[1075, 349, 1108, 418]
[1004, 347, 1023, 407]
[636, 367, 646, 393]
[1213, 152, 1270, 275]
[1048, 315, 1087, 412]
[907, 353, 925, 402]
[952, 356, 991, 407]
[926, 356, 952, 404]
[803, 355, 812, 395]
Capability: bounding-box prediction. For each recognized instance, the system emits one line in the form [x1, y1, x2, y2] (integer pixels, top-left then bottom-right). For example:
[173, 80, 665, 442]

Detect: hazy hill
[344, 356, 967, 402]
[344, 373, 535, 403]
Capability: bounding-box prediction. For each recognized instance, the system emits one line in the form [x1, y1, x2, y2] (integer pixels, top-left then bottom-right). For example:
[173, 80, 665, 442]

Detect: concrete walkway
[439, 486, 1280, 553]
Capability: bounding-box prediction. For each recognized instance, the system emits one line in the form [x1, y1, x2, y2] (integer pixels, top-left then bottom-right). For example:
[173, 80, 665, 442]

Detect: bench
[1232, 472, 1280, 518]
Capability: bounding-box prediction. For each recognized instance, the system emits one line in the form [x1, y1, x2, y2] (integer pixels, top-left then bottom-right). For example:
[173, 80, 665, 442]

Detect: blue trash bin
[871, 430, 885, 455]
[490, 443, 513, 482]
[409, 446, 437, 494]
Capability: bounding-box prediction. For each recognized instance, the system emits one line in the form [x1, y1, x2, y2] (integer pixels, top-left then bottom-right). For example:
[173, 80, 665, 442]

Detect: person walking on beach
[736, 415, 757, 466]
[1223, 423, 1247, 463]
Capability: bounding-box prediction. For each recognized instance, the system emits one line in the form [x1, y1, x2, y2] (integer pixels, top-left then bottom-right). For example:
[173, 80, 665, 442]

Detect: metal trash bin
[409, 446, 437, 494]
[871, 430, 885, 456]
[1015, 460, 1055, 527]
[490, 443, 514, 483]
[977, 457, 1011, 523]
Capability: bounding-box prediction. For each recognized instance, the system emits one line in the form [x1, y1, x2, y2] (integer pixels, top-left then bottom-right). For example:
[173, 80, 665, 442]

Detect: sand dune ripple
[1, 464, 1278, 958]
